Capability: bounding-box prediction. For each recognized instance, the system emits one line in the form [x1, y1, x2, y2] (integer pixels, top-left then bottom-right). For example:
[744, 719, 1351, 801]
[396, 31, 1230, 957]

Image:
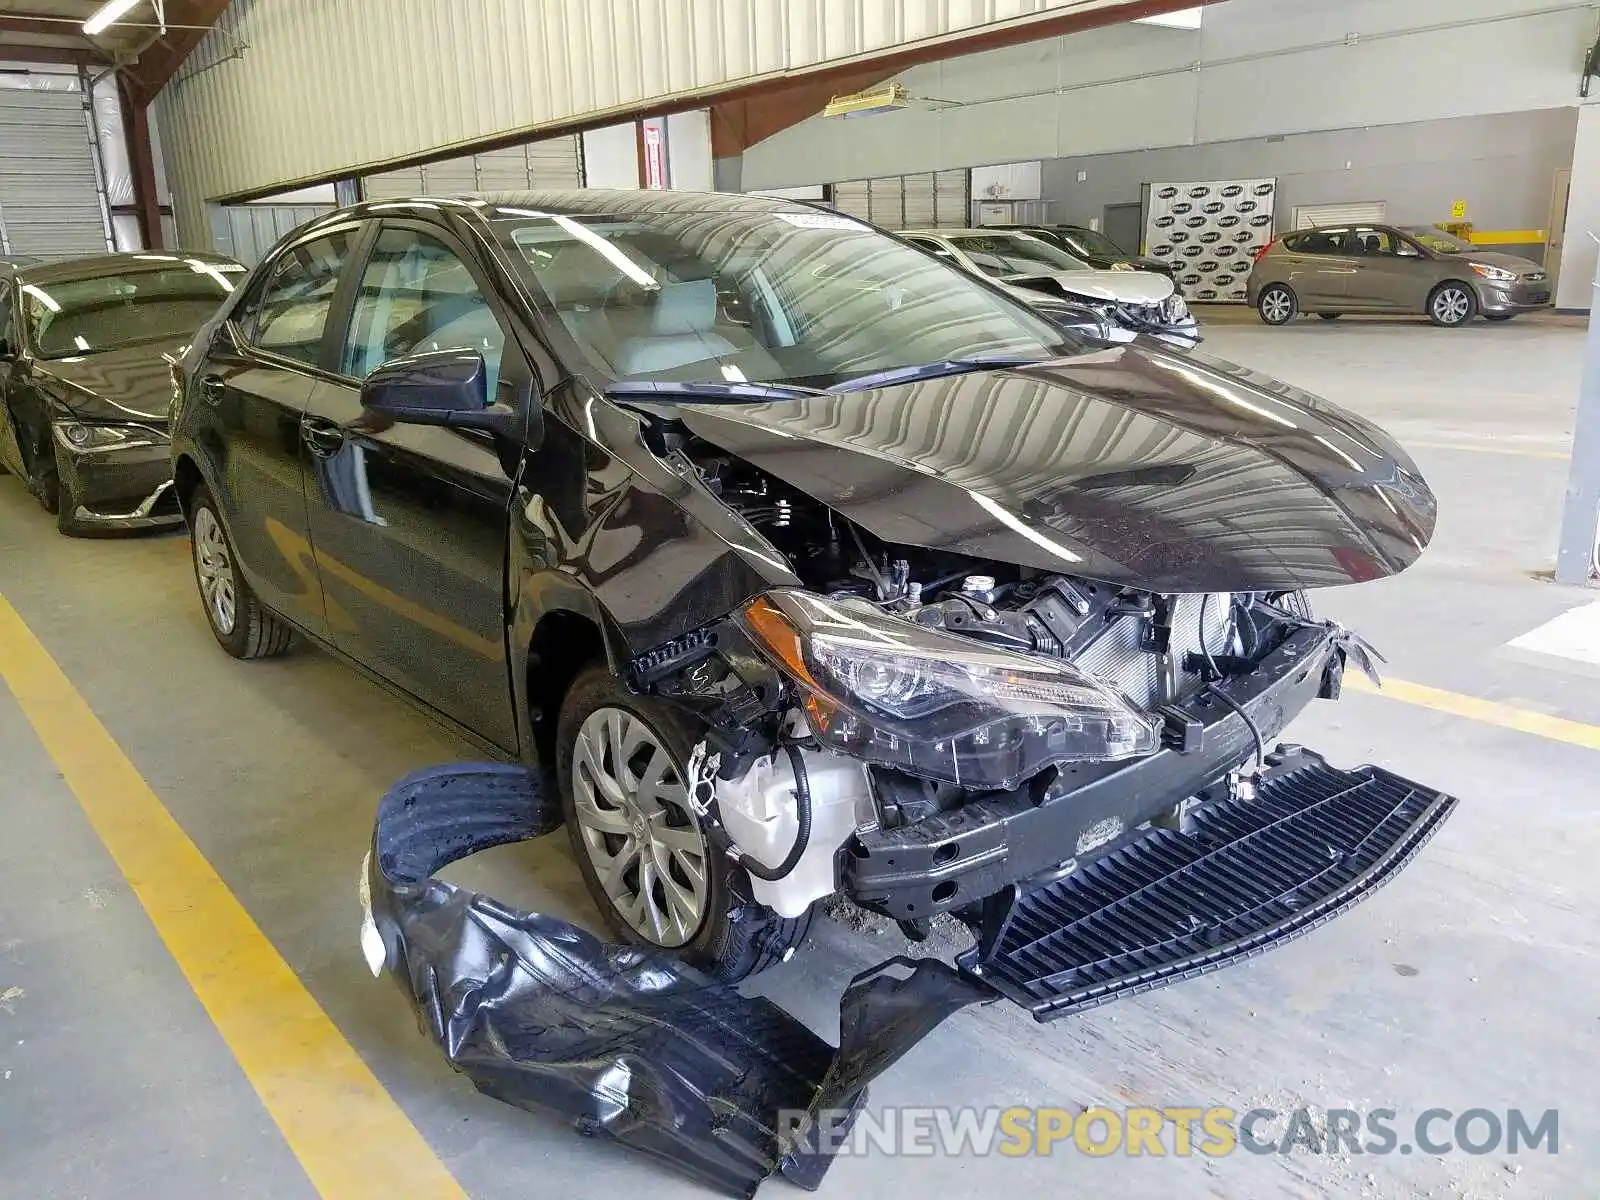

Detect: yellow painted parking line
[1346, 672, 1600, 752]
[1405, 440, 1569, 461]
[0, 592, 469, 1200]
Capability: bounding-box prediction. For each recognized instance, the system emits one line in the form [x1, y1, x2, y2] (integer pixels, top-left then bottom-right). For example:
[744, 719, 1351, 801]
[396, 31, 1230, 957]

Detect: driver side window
[341, 227, 506, 401]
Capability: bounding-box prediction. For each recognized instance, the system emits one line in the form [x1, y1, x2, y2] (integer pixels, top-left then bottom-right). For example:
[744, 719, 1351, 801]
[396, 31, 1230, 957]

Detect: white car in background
[901, 227, 1199, 345]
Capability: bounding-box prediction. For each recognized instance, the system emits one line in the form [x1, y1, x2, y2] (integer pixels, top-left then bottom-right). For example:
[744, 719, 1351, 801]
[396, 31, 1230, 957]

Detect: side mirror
[361, 349, 523, 439]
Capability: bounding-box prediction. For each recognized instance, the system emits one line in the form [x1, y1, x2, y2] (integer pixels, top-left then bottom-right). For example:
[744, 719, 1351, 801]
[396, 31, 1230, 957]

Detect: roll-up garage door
[362, 136, 583, 199]
[830, 180, 871, 222]
[0, 89, 109, 257]
[826, 171, 970, 230]
[1293, 201, 1387, 229]
[362, 166, 425, 200]
[526, 138, 583, 188]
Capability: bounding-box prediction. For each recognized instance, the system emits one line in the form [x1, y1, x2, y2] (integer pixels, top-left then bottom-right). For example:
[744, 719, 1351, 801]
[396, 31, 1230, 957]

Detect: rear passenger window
[1288, 229, 1348, 256]
[249, 230, 355, 366]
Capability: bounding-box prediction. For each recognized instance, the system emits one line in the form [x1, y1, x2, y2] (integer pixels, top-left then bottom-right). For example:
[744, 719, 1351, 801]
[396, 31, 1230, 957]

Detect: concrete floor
[2, 312, 1597, 1199]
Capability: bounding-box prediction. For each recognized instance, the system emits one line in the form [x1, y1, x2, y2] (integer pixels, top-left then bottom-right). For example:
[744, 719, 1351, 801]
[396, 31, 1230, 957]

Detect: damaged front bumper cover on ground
[363, 763, 992, 1198]
[366, 748, 1456, 1193]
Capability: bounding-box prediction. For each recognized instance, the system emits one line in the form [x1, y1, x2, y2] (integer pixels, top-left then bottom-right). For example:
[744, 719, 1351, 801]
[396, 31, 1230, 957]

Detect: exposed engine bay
[633, 438, 1363, 932]
[687, 444, 1290, 710]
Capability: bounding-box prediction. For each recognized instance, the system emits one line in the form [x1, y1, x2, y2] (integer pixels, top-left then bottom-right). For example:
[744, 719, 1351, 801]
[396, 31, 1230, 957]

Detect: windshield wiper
[605, 379, 827, 403]
[828, 354, 1051, 394]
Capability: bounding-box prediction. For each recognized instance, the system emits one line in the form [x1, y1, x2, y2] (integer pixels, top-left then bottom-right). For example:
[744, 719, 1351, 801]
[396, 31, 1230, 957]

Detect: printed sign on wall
[1143, 178, 1277, 303]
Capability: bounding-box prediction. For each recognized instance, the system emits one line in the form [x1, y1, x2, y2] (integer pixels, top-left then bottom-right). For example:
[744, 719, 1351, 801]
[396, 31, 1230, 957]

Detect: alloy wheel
[1432, 286, 1472, 325]
[192, 506, 238, 635]
[1261, 288, 1294, 324]
[570, 706, 709, 947]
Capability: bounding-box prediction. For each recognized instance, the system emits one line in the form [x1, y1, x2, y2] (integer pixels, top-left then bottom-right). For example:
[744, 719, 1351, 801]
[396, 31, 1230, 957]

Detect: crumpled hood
[678, 343, 1436, 593]
[29, 342, 182, 422]
[1003, 269, 1175, 306]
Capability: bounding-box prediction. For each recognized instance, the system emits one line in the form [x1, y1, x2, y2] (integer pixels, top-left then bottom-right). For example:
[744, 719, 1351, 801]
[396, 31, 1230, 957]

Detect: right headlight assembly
[739, 591, 1159, 791]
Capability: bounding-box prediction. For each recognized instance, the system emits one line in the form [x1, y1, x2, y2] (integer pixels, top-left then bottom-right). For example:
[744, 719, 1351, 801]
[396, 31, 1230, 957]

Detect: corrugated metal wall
[154, 0, 1145, 243]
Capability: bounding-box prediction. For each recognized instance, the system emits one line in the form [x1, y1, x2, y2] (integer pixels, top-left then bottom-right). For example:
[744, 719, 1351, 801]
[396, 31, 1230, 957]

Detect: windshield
[1401, 227, 1471, 255]
[23, 260, 241, 360]
[491, 206, 1080, 390]
[1055, 227, 1129, 259]
[945, 232, 1090, 278]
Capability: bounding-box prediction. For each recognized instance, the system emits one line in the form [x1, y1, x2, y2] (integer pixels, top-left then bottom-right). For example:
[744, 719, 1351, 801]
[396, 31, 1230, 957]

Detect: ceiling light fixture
[83, 0, 143, 36]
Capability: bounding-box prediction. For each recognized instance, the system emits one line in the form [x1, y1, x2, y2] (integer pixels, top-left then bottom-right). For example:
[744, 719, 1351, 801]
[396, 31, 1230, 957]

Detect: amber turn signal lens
[742, 596, 814, 687]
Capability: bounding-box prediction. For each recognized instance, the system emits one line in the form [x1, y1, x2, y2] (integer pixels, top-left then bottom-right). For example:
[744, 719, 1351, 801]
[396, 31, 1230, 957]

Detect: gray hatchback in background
[1246, 223, 1551, 327]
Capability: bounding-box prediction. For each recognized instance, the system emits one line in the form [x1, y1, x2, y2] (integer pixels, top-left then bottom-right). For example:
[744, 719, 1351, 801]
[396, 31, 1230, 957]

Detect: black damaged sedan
[172, 191, 1454, 1017]
[0, 251, 244, 534]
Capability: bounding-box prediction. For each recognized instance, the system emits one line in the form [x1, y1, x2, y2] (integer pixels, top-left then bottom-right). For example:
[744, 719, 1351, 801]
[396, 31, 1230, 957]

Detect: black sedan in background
[0, 251, 245, 534]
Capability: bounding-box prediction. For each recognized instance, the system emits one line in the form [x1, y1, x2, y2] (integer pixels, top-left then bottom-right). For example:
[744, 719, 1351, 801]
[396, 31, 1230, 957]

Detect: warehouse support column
[1555, 262, 1600, 583]
[117, 72, 163, 251]
[1556, 102, 1600, 583]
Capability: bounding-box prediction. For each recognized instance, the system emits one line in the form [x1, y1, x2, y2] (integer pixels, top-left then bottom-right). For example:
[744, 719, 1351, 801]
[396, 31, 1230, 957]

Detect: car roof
[335, 189, 821, 224]
[900, 227, 1029, 237]
[11, 250, 242, 284]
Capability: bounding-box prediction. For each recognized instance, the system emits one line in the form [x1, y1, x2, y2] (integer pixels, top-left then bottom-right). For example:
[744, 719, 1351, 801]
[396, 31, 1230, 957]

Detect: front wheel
[188, 485, 292, 659]
[556, 665, 810, 980]
[1428, 282, 1476, 327]
[1318, 312, 1343, 321]
[1484, 313, 1515, 323]
[1257, 284, 1298, 325]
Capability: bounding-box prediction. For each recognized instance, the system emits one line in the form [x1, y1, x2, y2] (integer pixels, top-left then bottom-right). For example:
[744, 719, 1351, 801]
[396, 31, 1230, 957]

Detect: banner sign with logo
[1144, 178, 1277, 303]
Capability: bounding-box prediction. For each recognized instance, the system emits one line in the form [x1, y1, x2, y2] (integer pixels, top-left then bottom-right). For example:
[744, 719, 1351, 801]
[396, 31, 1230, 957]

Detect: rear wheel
[556, 665, 810, 980]
[1428, 282, 1476, 327]
[1318, 312, 1343, 321]
[1257, 284, 1297, 325]
[188, 485, 292, 659]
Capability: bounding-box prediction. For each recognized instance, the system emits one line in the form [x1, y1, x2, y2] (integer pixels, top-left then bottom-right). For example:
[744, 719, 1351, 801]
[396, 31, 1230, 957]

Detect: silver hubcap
[1262, 290, 1293, 322]
[1434, 288, 1470, 324]
[571, 707, 708, 947]
[192, 506, 237, 635]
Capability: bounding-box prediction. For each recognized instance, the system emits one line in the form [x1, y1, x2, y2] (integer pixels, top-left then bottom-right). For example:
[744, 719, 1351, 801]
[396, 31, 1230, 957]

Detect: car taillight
[1252, 239, 1276, 265]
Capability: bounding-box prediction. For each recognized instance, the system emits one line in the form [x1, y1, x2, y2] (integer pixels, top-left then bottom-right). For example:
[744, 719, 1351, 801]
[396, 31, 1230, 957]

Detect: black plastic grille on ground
[970, 747, 1458, 1021]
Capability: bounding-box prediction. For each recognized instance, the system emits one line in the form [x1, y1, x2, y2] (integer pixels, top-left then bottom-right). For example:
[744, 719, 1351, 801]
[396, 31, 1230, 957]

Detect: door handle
[200, 374, 225, 404]
[301, 418, 347, 457]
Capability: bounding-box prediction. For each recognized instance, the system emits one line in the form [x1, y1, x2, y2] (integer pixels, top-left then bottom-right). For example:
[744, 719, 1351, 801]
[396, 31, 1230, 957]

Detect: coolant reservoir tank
[713, 749, 873, 919]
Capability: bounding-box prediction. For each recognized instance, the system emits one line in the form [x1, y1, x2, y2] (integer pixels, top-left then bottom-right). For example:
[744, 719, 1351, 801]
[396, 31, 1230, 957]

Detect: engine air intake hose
[737, 743, 813, 881]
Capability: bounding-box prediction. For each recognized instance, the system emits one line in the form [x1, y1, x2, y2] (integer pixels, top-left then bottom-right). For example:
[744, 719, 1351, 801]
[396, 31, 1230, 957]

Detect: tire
[1318, 312, 1343, 321]
[1428, 282, 1476, 327]
[1484, 313, 1515, 323]
[187, 484, 292, 659]
[556, 664, 810, 980]
[1257, 284, 1298, 326]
